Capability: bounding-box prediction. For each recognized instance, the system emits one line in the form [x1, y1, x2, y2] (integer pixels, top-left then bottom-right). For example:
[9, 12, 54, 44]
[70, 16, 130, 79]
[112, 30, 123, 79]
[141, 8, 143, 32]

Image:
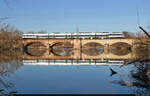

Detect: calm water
[0, 46, 150, 95]
[1, 62, 135, 94]
[1, 59, 150, 94]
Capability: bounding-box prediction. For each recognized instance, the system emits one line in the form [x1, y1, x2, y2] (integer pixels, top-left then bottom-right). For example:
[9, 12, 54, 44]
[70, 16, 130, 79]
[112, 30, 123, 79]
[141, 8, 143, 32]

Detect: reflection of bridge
[23, 38, 136, 60]
[23, 60, 124, 66]
[23, 50, 135, 60]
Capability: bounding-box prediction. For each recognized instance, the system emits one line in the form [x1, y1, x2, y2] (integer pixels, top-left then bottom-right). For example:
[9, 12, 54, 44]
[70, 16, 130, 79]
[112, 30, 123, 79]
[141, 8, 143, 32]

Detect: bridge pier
[73, 39, 81, 59]
[104, 44, 109, 54]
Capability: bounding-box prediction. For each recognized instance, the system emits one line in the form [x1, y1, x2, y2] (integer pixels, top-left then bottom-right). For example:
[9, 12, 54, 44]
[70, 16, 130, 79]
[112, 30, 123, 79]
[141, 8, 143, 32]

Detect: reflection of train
[23, 60, 124, 66]
[23, 32, 124, 39]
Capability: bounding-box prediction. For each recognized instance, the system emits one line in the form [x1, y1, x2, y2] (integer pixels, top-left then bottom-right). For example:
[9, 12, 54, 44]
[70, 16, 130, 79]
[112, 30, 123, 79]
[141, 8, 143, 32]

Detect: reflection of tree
[0, 60, 21, 95]
[0, 57, 22, 95]
[0, 50, 23, 95]
[110, 61, 150, 94]
[0, 76, 17, 95]
[130, 62, 150, 94]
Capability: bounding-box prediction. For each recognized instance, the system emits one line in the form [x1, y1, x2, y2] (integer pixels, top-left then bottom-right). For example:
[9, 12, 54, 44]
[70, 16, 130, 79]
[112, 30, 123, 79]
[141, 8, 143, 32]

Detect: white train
[22, 32, 124, 39]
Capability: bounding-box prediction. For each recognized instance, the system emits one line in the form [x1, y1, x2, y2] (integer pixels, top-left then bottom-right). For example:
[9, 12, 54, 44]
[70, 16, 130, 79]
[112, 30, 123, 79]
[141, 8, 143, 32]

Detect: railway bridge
[23, 38, 134, 49]
[22, 38, 136, 60]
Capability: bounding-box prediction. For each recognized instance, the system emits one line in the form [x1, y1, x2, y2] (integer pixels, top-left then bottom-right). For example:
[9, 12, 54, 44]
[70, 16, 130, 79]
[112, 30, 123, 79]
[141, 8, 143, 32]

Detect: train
[22, 32, 125, 39]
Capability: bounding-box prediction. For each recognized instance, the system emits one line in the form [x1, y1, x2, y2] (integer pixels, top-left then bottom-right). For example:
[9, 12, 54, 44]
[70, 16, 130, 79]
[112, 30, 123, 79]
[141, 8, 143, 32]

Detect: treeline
[0, 24, 23, 63]
[0, 24, 23, 51]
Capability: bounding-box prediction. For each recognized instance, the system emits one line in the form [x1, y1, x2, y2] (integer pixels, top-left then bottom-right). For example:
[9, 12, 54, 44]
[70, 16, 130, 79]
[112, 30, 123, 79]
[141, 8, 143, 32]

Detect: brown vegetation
[0, 24, 23, 63]
[0, 24, 23, 51]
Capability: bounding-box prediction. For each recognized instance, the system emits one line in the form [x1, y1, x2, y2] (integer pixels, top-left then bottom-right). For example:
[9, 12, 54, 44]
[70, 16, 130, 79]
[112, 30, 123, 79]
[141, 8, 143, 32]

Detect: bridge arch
[82, 42, 104, 56]
[110, 42, 132, 47]
[24, 42, 47, 48]
[24, 42, 47, 56]
[51, 42, 73, 48]
[110, 42, 132, 56]
[51, 42, 74, 56]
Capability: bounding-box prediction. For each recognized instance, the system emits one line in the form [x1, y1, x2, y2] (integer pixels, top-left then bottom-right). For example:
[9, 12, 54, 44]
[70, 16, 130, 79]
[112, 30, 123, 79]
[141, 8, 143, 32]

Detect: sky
[0, 0, 150, 33]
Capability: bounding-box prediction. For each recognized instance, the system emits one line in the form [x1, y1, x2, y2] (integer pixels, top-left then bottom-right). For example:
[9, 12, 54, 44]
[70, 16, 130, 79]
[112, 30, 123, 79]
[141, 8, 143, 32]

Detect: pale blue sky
[0, 0, 150, 33]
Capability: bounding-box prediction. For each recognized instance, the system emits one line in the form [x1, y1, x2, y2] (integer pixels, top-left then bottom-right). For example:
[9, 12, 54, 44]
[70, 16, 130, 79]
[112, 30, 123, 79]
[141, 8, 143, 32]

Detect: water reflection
[108, 44, 150, 94]
[0, 43, 150, 94]
[82, 48, 104, 56]
[51, 48, 73, 56]
[0, 50, 22, 95]
[82, 42, 104, 56]
[24, 42, 47, 56]
[109, 62, 150, 94]
[51, 42, 73, 56]
[110, 42, 131, 56]
[22, 59, 125, 66]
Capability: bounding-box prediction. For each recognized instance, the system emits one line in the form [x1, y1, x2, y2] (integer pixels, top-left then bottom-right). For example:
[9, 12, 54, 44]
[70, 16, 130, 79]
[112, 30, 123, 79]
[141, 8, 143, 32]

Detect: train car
[22, 32, 125, 39]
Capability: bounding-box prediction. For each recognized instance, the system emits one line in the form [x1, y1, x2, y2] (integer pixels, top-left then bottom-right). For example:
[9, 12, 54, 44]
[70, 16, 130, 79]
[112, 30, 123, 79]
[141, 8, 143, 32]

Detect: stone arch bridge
[23, 38, 134, 48]
[22, 38, 136, 60]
